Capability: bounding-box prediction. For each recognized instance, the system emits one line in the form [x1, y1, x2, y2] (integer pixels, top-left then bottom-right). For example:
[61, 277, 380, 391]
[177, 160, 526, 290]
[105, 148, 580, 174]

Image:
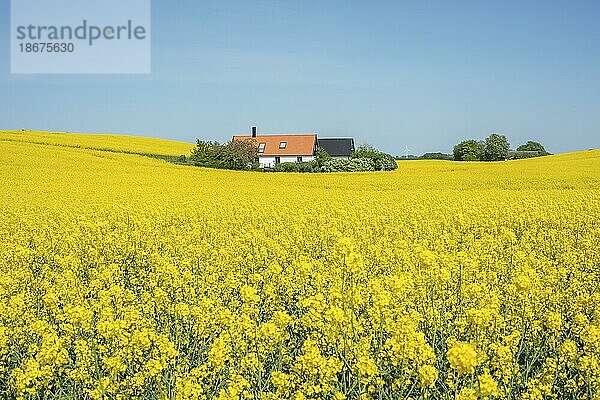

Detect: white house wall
[258, 155, 314, 168]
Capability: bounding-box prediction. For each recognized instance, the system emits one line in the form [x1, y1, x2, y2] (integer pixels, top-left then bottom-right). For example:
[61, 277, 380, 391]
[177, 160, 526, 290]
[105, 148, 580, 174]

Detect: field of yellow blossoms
[1, 130, 599, 400]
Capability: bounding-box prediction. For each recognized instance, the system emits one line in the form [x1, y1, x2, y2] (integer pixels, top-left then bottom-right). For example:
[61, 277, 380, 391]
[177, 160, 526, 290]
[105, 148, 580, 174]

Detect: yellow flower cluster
[0, 132, 599, 399]
[447, 341, 479, 375]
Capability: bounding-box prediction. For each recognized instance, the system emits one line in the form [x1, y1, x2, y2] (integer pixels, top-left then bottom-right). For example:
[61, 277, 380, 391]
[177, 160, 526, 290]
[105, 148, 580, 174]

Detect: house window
[297, 156, 303, 163]
[279, 142, 287, 149]
[257, 143, 266, 153]
[275, 156, 281, 164]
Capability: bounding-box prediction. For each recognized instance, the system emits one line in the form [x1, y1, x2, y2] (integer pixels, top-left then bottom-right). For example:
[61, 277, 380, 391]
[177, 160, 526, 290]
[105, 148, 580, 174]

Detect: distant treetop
[517, 141, 550, 155]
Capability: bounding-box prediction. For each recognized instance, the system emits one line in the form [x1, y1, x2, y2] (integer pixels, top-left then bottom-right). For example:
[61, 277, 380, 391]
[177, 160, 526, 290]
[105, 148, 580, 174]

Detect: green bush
[273, 162, 299, 172]
[296, 161, 319, 173]
[352, 144, 397, 170]
[320, 158, 375, 172]
[190, 139, 257, 170]
[273, 161, 319, 173]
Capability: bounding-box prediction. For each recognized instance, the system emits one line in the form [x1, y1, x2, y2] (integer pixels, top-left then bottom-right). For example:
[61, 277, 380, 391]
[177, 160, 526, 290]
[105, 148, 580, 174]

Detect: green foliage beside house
[190, 139, 258, 170]
[190, 138, 396, 173]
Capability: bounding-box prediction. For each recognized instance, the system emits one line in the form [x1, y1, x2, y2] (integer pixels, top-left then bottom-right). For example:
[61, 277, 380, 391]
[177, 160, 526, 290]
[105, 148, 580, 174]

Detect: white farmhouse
[233, 127, 317, 169]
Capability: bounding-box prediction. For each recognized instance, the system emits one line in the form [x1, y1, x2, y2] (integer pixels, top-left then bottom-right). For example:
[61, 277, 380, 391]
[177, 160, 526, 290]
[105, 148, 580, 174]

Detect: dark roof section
[317, 138, 355, 157]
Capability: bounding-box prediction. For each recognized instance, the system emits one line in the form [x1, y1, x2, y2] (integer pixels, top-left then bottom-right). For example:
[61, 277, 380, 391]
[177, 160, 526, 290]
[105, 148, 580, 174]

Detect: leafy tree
[190, 139, 257, 170]
[453, 140, 483, 161]
[315, 147, 332, 167]
[190, 140, 225, 168]
[222, 139, 258, 170]
[353, 143, 377, 155]
[482, 133, 510, 161]
[517, 141, 549, 156]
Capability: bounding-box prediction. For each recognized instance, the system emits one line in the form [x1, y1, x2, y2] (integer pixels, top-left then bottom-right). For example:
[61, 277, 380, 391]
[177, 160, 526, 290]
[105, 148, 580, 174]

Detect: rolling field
[0, 130, 194, 158]
[0, 132, 599, 399]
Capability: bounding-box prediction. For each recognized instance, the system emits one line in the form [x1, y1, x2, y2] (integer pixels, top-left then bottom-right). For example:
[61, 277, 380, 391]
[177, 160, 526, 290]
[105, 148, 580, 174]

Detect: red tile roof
[232, 134, 317, 156]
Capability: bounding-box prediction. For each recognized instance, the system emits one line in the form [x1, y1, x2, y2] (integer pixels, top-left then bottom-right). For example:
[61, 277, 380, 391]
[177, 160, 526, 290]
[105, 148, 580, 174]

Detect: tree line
[405, 135, 549, 161]
[453, 134, 549, 161]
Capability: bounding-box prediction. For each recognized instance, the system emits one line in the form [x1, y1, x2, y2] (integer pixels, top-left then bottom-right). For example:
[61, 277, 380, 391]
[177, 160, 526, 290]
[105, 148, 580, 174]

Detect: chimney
[251, 126, 257, 138]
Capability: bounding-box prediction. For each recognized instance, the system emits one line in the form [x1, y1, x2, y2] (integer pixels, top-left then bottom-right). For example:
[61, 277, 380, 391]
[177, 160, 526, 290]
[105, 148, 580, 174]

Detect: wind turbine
[402, 145, 411, 159]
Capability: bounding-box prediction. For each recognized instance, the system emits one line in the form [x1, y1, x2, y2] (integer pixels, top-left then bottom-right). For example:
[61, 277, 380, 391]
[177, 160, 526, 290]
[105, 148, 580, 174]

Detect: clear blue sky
[1, 0, 599, 155]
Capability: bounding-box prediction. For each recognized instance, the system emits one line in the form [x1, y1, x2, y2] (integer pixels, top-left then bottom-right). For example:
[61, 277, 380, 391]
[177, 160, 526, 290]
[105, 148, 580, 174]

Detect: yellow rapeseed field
[0, 130, 194, 157]
[0, 132, 599, 400]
